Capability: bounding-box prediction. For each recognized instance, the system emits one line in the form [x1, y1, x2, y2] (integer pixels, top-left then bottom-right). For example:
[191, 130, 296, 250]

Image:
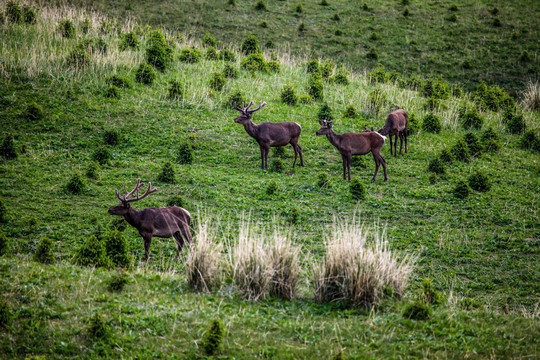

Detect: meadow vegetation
[0, 1, 538, 358]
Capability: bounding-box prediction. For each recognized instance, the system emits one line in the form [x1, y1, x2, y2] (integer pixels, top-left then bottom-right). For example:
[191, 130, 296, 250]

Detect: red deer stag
[108, 179, 192, 262]
[377, 109, 408, 156]
[316, 120, 388, 181]
[233, 101, 304, 169]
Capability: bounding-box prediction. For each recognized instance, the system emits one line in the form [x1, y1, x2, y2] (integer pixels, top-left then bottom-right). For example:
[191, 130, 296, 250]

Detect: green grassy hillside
[46, 0, 540, 95]
[0, 2, 538, 359]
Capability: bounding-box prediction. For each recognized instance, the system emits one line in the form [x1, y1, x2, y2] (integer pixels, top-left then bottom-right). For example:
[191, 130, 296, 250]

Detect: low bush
[241, 53, 268, 72]
[332, 72, 349, 85]
[202, 33, 217, 47]
[227, 90, 245, 109]
[74, 235, 111, 268]
[451, 138, 470, 162]
[205, 46, 218, 60]
[343, 105, 357, 118]
[106, 74, 132, 88]
[468, 171, 490, 192]
[408, 113, 420, 135]
[368, 66, 388, 84]
[201, 319, 225, 355]
[135, 62, 156, 84]
[223, 63, 239, 79]
[58, 19, 76, 38]
[107, 270, 130, 292]
[271, 158, 284, 173]
[6, 1, 22, 24]
[460, 107, 484, 130]
[176, 143, 193, 164]
[317, 173, 330, 188]
[349, 179, 365, 200]
[92, 145, 111, 165]
[480, 127, 500, 152]
[266, 181, 279, 195]
[0, 300, 13, 329]
[422, 114, 442, 133]
[168, 80, 183, 99]
[298, 22, 306, 33]
[23, 5, 37, 25]
[317, 103, 333, 121]
[241, 34, 261, 55]
[403, 301, 430, 320]
[145, 30, 172, 72]
[104, 85, 120, 99]
[255, 0, 267, 11]
[366, 48, 378, 60]
[453, 180, 470, 199]
[439, 148, 454, 163]
[298, 94, 313, 104]
[119, 31, 139, 51]
[219, 48, 236, 62]
[419, 278, 444, 305]
[104, 229, 132, 268]
[67, 45, 90, 67]
[167, 194, 185, 208]
[473, 82, 515, 112]
[267, 60, 281, 73]
[88, 313, 110, 339]
[209, 72, 226, 91]
[423, 77, 450, 100]
[158, 162, 176, 183]
[519, 130, 540, 151]
[85, 161, 99, 179]
[428, 157, 445, 174]
[0, 233, 10, 256]
[179, 47, 202, 63]
[34, 237, 55, 264]
[66, 172, 85, 194]
[26, 102, 44, 121]
[319, 62, 334, 79]
[463, 132, 482, 157]
[281, 84, 297, 105]
[307, 72, 324, 100]
[306, 59, 319, 74]
[1, 133, 17, 160]
[504, 111, 526, 134]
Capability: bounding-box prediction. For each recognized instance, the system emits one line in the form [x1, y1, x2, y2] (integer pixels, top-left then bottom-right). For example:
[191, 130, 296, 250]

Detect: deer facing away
[108, 179, 192, 262]
[377, 109, 408, 156]
[234, 101, 304, 169]
[316, 120, 388, 181]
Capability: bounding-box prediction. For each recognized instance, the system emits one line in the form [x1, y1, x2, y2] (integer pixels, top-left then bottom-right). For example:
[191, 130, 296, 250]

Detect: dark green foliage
[334, 29, 343, 36]
[307, 72, 324, 100]
[445, 14, 457, 22]
[85, 161, 100, 179]
[449, 4, 458, 11]
[202, 32, 217, 47]
[519, 50, 531, 63]
[219, 48, 236, 62]
[349, 179, 365, 200]
[92, 146, 111, 165]
[176, 143, 193, 165]
[403, 301, 430, 320]
[209, 72, 226, 91]
[179, 47, 202, 63]
[317, 173, 330, 188]
[428, 157, 445, 174]
[332, 13, 340, 21]
[58, 19, 76, 39]
[421, 114, 442, 133]
[271, 158, 284, 173]
[319, 62, 334, 79]
[369, 66, 388, 84]
[135, 62, 156, 84]
[408, 113, 419, 135]
[366, 48, 378, 60]
[332, 73, 349, 85]
[0, 300, 13, 329]
[205, 46, 218, 60]
[167, 194, 185, 208]
[241, 34, 261, 55]
[317, 103, 333, 121]
[306, 59, 319, 74]
[22, 5, 37, 25]
[519, 130, 540, 152]
[439, 148, 454, 163]
[80, 16, 91, 34]
[66, 172, 85, 194]
[267, 60, 281, 73]
[460, 107, 483, 130]
[67, 45, 90, 67]
[281, 84, 297, 105]
[266, 181, 279, 196]
[490, 7, 499, 15]
[6, 1, 22, 24]
[403, 7, 410, 16]
[107, 270, 130, 292]
[480, 127, 500, 152]
[0, 197, 5, 224]
[461, 59, 472, 69]
[227, 90, 245, 109]
[0, 233, 10, 256]
[255, 0, 267, 11]
[259, 20, 268, 28]
[451, 138, 470, 162]
[343, 105, 357, 118]
[26, 102, 44, 121]
[168, 80, 183, 99]
[463, 132, 482, 157]
[420, 278, 444, 305]
[1, 133, 17, 160]
[468, 171, 490, 192]
[287, 207, 299, 225]
[298, 94, 313, 104]
[119, 31, 140, 50]
[158, 162, 176, 183]
[422, 78, 450, 100]
[453, 180, 470, 199]
[88, 313, 110, 339]
[228, 0, 235, 6]
[201, 319, 225, 356]
[145, 30, 172, 72]
[296, 4, 303, 13]
[320, 0, 329, 6]
[104, 85, 120, 99]
[34, 237, 55, 264]
[103, 130, 120, 146]
[472, 82, 515, 112]
[492, 17, 501, 27]
[104, 229, 132, 268]
[351, 156, 366, 168]
[106, 74, 132, 88]
[74, 235, 111, 268]
[241, 53, 267, 72]
[273, 146, 286, 158]
[298, 22, 306, 33]
[504, 111, 526, 134]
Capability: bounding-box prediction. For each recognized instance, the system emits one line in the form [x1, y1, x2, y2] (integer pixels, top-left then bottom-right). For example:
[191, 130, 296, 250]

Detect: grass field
[0, 1, 538, 359]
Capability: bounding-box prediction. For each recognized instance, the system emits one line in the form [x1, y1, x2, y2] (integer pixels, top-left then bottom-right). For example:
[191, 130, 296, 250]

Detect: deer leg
[143, 235, 152, 262]
[298, 145, 304, 167]
[372, 152, 380, 181]
[345, 154, 352, 181]
[173, 232, 185, 260]
[373, 149, 388, 181]
[398, 131, 404, 155]
[259, 146, 265, 169]
[341, 155, 347, 180]
[291, 144, 298, 168]
[388, 134, 393, 156]
[404, 131, 408, 154]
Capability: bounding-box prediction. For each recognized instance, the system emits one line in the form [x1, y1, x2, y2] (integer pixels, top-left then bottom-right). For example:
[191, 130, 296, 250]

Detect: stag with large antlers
[233, 101, 304, 169]
[108, 179, 192, 262]
[316, 120, 388, 181]
[377, 109, 408, 156]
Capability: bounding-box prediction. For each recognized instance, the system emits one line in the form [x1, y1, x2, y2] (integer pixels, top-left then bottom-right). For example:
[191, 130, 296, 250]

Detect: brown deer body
[316, 120, 387, 181]
[234, 101, 304, 169]
[108, 179, 192, 262]
[377, 109, 408, 156]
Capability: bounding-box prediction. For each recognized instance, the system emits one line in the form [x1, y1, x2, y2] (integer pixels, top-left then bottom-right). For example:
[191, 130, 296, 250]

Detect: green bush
[88, 313, 110, 339]
[349, 179, 365, 200]
[219, 48, 236, 62]
[74, 235, 112, 268]
[177, 143, 193, 164]
[468, 171, 490, 192]
[492, 17, 501, 27]
[519, 130, 540, 151]
[306, 59, 319, 74]
[119, 31, 140, 51]
[22, 5, 37, 25]
[135, 62, 156, 84]
[422, 114, 442, 133]
[332, 72, 349, 85]
[255, 0, 267, 11]
[67, 45, 90, 67]
[273, 146, 286, 159]
[202, 32, 217, 47]
[168, 80, 183, 99]
[66, 172, 85, 194]
[201, 319, 225, 356]
[209, 72, 226, 91]
[0, 233, 10, 256]
[0, 198, 5, 224]
[271, 158, 284, 173]
[227, 90, 245, 109]
[403, 301, 430, 320]
[297, 22, 306, 33]
[307, 72, 324, 100]
[321, 0, 329, 6]
[449, 4, 458, 11]
[267, 60, 281, 73]
[145, 30, 172, 72]
[317, 173, 330, 188]
[368, 66, 388, 84]
[0, 133, 17, 160]
[281, 84, 297, 105]
[0, 300, 13, 329]
[472, 82, 515, 112]
[26, 102, 44, 121]
[266, 181, 279, 196]
[34, 237, 55, 264]
[463, 132, 482, 157]
[343, 105, 357, 118]
[298, 94, 313, 104]
[205, 46, 218, 60]
[85, 161, 100, 179]
[6, 1, 22, 24]
[445, 14, 457, 22]
[332, 13, 340, 21]
[104, 85, 120, 99]
[504, 111, 526, 134]
[427, 157, 445, 174]
[317, 103, 333, 121]
[480, 127, 500, 152]
[92, 145, 111, 165]
[366, 47, 378, 60]
[106, 74, 132, 88]
[104, 229, 132, 268]
[319, 62, 334, 79]
[403, 7, 410, 16]
[241, 53, 268, 72]
[103, 130, 120, 146]
[58, 19, 76, 39]
[420, 278, 444, 305]
[451, 138, 470, 162]
[158, 162, 176, 184]
[422, 78, 450, 100]
[179, 47, 202, 63]
[296, 4, 303, 13]
[223, 63, 239, 79]
[439, 148, 454, 163]
[241, 34, 261, 55]
[167, 194, 185, 208]
[107, 270, 130, 292]
[460, 107, 484, 130]
[408, 113, 419, 135]
[453, 180, 470, 199]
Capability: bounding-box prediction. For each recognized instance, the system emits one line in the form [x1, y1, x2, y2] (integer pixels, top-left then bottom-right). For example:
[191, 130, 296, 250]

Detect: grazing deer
[233, 101, 304, 169]
[316, 120, 387, 181]
[108, 179, 192, 262]
[377, 109, 408, 156]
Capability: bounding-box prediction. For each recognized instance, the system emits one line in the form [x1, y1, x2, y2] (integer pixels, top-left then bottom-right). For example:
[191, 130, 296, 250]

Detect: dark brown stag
[316, 120, 388, 181]
[377, 109, 408, 156]
[108, 179, 192, 262]
[233, 101, 304, 169]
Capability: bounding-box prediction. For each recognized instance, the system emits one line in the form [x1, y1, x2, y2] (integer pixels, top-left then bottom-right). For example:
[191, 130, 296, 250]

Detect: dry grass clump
[268, 229, 300, 300]
[314, 219, 415, 308]
[521, 81, 540, 112]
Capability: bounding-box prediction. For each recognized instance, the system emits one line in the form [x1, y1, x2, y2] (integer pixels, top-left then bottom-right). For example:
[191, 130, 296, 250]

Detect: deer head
[233, 101, 267, 124]
[315, 119, 333, 136]
[108, 178, 158, 216]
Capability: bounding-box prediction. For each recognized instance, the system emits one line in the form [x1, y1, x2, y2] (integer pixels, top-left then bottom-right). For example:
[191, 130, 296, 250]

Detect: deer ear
[327, 121, 333, 128]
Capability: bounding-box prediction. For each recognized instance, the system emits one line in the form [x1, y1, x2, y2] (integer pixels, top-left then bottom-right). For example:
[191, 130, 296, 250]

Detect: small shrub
[296, 4, 303, 13]
[26, 102, 44, 121]
[107, 270, 130, 292]
[92, 145, 111, 165]
[369, 66, 388, 83]
[281, 84, 297, 105]
[423, 78, 450, 100]
[201, 319, 225, 355]
[158, 162, 176, 183]
[241, 34, 261, 55]
[320, 0, 329, 6]
[298, 94, 313, 104]
[480, 127, 500, 152]
[403, 7, 410, 16]
[119, 31, 140, 50]
[463, 132, 482, 157]
[88, 313, 109, 339]
[319, 62, 334, 79]
[102, 130, 120, 146]
[439, 148, 454, 163]
[6, 1, 22, 24]
[202, 33, 217, 47]
[66, 172, 85, 194]
[58, 19, 76, 38]
[450, 138, 470, 162]
[219, 48, 236, 62]
[34, 237, 55, 264]
[273, 146, 286, 159]
[259, 20, 268, 28]
[449, 4, 458, 11]
[306, 59, 319, 73]
[403, 301, 430, 320]
[85, 161, 99, 179]
[255, 0, 267, 11]
[504, 111, 526, 134]
[135, 62, 156, 84]
[351, 156, 366, 168]
[271, 158, 284, 173]
[343, 105, 357, 118]
[422, 113, 442, 133]
[106, 74, 132, 88]
[104, 229, 132, 268]
[0, 300, 13, 329]
[453, 180, 470, 199]
[22, 5, 37, 25]
[0, 233, 10, 256]
[428, 157, 445, 174]
[67, 45, 90, 67]
[1, 133, 17, 160]
[519, 130, 540, 152]
[366, 47, 378, 60]
[332, 13, 340, 21]
[490, 7, 499, 15]
[317, 103, 333, 121]
[209, 72, 226, 91]
[460, 107, 484, 130]
[468, 171, 490, 192]
[241, 53, 267, 72]
[492, 17, 501, 27]
[473, 82, 515, 112]
[298, 21, 306, 33]
[266, 181, 279, 195]
[317, 173, 330, 188]
[519, 50, 530, 63]
[179, 47, 202, 63]
[307, 72, 324, 100]
[177, 143, 193, 164]
[334, 29, 343, 36]
[104, 85, 120, 99]
[145, 30, 172, 72]
[349, 179, 365, 200]
[268, 233, 300, 300]
[445, 14, 457, 22]
[205, 46, 218, 60]
[167, 194, 185, 207]
[267, 60, 280, 73]
[332, 72, 349, 85]
[74, 235, 111, 268]
[227, 90, 245, 109]
[420, 278, 444, 305]
[168, 80, 183, 99]
[408, 113, 419, 135]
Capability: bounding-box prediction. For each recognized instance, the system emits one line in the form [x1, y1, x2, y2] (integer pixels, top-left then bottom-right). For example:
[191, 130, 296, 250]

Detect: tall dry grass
[520, 80, 540, 112]
[314, 218, 415, 308]
[268, 227, 300, 300]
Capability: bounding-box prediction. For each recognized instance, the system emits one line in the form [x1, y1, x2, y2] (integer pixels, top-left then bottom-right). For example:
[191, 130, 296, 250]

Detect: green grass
[0, 3, 538, 358]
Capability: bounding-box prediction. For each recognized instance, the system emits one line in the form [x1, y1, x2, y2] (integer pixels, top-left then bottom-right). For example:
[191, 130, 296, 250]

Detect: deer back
[256, 122, 302, 146]
[339, 132, 385, 155]
[379, 109, 408, 135]
[134, 206, 190, 238]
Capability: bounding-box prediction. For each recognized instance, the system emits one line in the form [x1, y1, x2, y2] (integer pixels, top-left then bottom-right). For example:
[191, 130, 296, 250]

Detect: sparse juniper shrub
[67, 44, 90, 67]
[351, 156, 366, 168]
[219, 48, 236, 62]
[317, 103, 333, 121]
[135, 62, 156, 84]
[453, 180, 470, 199]
[267, 60, 280, 73]
[306, 59, 319, 74]
[6, 1, 23, 24]
[266, 181, 279, 195]
[107, 270, 130, 292]
[167, 194, 185, 208]
[176, 143, 193, 164]
[320, 0, 329, 6]
[104, 229, 132, 268]
[205, 46, 218, 60]
[85, 161, 99, 179]
[451, 138, 470, 162]
[0, 299, 13, 329]
[298, 94, 313, 104]
[0, 233, 10, 256]
[209, 72, 226, 91]
[106, 74, 132, 88]
[307, 72, 324, 100]
[80, 16, 91, 34]
[492, 17, 501, 27]
[366, 47, 378, 60]
[296, 4, 303, 13]
[403, 7, 410, 16]
[74, 235, 111, 268]
[58, 19, 76, 38]
[519, 130, 540, 152]
[403, 301, 430, 320]
[349, 179, 365, 200]
[119, 31, 140, 51]
[158, 162, 176, 183]
[463, 132, 482, 157]
[460, 107, 484, 130]
[490, 7, 499, 15]
[23, 5, 37, 25]
[103, 130, 120, 146]
[201, 319, 225, 355]
[168, 79, 183, 99]
[461, 59, 472, 69]
[428, 157, 445, 174]
[145, 30, 172, 72]
[228, 0, 235, 6]
[408, 113, 419, 135]
[241, 34, 261, 55]
[92, 146, 111, 165]
[519, 50, 531, 63]
[66, 172, 85, 194]
[281, 84, 297, 105]
[449, 4, 458, 11]
[332, 72, 349, 85]
[420, 278, 444, 305]
[473, 82, 515, 112]
[202, 32, 217, 47]
[297, 22, 306, 33]
[317, 173, 330, 188]
[271, 158, 284, 173]
[273, 146, 286, 158]
[422, 113, 442, 133]
[446, 14, 457, 22]
[88, 313, 110, 339]
[179, 47, 202, 63]
[319, 62, 334, 79]
[504, 111, 526, 134]
[423, 78, 450, 100]
[468, 171, 490, 192]
[332, 13, 340, 21]
[104, 85, 120, 99]
[369, 66, 388, 84]
[26, 102, 44, 121]
[343, 105, 357, 118]
[439, 148, 454, 163]
[480, 127, 500, 152]
[227, 90, 245, 109]
[259, 20, 268, 28]
[34, 237, 55, 264]
[255, 0, 267, 11]
[1, 133, 17, 160]
[241, 53, 268, 72]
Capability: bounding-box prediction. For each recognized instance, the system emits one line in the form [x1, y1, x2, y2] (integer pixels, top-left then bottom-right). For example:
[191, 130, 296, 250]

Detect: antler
[115, 178, 158, 203]
[246, 101, 267, 114]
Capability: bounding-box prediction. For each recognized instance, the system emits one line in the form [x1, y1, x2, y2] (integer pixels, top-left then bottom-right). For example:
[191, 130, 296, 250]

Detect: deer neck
[325, 131, 342, 149]
[123, 207, 144, 229]
[242, 120, 260, 139]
